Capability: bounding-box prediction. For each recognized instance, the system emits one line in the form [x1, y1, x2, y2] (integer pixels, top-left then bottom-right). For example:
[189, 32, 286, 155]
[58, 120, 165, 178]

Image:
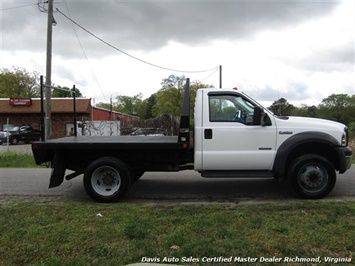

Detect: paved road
[0, 168, 354, 203]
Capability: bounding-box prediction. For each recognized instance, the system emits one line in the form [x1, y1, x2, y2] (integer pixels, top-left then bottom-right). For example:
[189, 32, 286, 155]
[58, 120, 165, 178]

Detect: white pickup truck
[32, 79, 352, 202]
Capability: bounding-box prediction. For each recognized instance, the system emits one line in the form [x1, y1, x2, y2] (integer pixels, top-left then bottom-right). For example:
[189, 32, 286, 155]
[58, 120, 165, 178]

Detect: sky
[1, 0, 354, 108]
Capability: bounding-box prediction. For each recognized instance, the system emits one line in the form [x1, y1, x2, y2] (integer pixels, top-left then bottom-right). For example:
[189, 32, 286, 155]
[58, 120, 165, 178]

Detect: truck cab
[194, 88, 352, 198]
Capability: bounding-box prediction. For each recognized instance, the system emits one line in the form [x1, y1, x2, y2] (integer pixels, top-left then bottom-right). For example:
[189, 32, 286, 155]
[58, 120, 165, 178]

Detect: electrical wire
[37, 0, 48, 13]
[56, 8, 219, 74]
[64, 1, 107, 102]
[200, 67, 219, 83]
[0, 3, 37, 11]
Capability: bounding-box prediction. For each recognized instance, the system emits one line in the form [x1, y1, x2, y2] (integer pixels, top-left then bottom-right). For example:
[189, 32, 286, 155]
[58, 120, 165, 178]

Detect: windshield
[10, 126, 20, 131]
[3, 126, 18, 132]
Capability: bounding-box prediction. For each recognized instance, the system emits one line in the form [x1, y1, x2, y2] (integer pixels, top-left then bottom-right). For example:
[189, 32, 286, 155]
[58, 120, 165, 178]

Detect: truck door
[200, 91, 277, 170]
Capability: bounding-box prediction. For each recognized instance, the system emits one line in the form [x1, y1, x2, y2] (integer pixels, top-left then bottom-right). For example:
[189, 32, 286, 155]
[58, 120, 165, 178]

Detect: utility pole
[45, 0, 54, 140]
[73, 85, 77, 137]
[219, 65, 222, 88]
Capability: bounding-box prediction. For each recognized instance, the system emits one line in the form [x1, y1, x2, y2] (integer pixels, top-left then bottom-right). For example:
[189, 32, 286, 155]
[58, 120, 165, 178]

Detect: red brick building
[92, 106, 138, 128]
[0, 98, 139, 139]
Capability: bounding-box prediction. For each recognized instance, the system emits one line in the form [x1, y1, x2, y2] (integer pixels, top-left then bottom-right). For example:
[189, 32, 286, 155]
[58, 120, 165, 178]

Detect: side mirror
[253, 106, 262, 125]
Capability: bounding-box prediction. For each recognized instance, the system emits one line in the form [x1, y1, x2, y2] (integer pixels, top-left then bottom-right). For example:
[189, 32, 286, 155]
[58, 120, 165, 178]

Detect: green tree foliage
[151, 75, 187, 117]
[291, 104, 317, 117]
[269, 98, 295, 116]
[348, 122, 355, 140]
[52, 86, 83, 98]
[0, 67, 40, 98]
[152, 75, 213, 118]
[279, 94, 355, 139]
[115, 93, 143, 115]
[140, 94, 157, 119]
[97, 94, 143, 115]
[317, 94, 354, 125]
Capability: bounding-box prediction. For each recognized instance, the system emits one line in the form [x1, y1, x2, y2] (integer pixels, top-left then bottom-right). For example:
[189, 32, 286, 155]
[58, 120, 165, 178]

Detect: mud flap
[49, 152, 66, 188]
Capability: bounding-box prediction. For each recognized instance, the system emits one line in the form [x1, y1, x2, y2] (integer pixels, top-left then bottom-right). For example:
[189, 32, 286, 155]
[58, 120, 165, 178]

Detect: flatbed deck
[33, 135, 181, 149]
[32, 135, 192, 167]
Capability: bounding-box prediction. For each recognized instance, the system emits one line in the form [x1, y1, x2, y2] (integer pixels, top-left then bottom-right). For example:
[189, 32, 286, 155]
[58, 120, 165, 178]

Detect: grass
[0, 198, 354, 266]
[0, 152, 45, 168]
[0, 146, 354, 265]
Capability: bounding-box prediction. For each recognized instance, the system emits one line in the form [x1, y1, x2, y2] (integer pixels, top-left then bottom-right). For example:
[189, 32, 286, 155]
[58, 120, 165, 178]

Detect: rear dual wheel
[84, 157, 132, 203]
[288, 154, 336, 199]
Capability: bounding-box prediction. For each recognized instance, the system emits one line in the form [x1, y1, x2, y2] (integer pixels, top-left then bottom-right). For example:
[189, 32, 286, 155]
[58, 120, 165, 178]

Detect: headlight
[341, 127, 348, 146]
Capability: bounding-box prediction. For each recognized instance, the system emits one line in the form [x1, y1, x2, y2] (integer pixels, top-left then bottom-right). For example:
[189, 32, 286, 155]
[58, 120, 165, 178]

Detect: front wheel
[288, 154, 336, 199]
[10, 137, 19, 145]
[84, 157, 132, 203]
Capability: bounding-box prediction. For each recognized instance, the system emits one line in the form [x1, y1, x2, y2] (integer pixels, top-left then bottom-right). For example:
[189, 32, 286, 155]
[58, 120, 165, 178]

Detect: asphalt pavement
[0, 167, 354, 203]
[0, 144, 354, 203]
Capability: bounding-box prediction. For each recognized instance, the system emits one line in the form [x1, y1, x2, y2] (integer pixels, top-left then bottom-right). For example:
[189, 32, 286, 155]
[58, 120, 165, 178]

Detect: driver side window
[209, 94, 255, 125]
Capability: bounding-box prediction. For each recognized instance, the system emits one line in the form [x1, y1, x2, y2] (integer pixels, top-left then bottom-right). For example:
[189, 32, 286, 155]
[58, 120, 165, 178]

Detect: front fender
[273, 131, 341, 178]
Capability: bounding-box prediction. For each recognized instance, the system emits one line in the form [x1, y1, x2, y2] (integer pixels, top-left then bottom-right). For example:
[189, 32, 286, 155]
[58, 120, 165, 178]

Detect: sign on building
[9, 98, 32, 106]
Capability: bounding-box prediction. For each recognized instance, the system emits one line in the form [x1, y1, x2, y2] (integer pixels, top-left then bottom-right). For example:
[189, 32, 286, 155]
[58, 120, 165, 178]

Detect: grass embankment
[0, 152, 45, 168]
[0, 199, 354, 266]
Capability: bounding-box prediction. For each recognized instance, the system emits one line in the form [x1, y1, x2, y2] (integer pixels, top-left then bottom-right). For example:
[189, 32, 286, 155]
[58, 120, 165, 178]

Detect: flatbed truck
[32, 79, 352, 202]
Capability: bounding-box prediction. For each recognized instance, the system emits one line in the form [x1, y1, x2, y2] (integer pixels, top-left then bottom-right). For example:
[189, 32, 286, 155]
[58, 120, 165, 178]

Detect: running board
[201, 170, 274, 178]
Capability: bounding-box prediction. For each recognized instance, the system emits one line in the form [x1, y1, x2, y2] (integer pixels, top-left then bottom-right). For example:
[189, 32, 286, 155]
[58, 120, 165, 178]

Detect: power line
[0, 3, 37, 11]
[64, 1, 107, 102]
[200, 67, 219, 83]
[56, 8, 219, 74]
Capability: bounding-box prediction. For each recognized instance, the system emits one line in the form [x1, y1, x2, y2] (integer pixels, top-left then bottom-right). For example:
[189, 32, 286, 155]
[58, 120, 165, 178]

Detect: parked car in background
[0, 126, 41, 145]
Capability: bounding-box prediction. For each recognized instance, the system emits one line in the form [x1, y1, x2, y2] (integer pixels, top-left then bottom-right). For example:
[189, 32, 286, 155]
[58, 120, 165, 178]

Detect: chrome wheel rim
[297, 163, 328, 194]
[91, 166, 121, 196]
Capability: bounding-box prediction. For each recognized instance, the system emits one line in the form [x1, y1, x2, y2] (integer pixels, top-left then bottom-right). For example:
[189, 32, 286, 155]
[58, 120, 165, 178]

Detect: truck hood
[280, 116, 345, 129]
[274, 116, 346, 143]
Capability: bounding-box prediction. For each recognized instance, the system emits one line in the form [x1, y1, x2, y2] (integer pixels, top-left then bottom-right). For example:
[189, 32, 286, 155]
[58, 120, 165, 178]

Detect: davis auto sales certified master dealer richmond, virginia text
[141, 256, 352, 264]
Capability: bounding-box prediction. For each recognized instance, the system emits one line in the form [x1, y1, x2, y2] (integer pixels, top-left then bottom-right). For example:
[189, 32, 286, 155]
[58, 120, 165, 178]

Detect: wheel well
[285, 143, 340, 174]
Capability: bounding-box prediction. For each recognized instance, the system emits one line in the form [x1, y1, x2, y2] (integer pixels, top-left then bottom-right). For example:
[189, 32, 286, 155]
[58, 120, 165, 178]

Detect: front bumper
[337, 146, 352, 173]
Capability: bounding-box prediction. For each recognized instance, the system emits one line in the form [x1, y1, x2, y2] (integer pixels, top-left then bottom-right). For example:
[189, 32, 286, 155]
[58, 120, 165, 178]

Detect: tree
[96, 75, 211, 119]
[95, 101, 109, 109]
[153, 75, 213, 118]
[292, 104, 317, 117]
[140, 93, 157, 119]
[161, 75, 186, 90]
[153, 86, 184, 117]
[114, 93, 143, 115]
[317, 94, 354, 125]
[52, 86, 83, 98]
[0, 66, 40, 98]
[269, 98, 295, 116]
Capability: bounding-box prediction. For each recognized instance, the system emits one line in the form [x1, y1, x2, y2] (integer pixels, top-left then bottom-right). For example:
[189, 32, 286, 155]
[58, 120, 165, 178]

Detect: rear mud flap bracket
[49, 152, 66, 188]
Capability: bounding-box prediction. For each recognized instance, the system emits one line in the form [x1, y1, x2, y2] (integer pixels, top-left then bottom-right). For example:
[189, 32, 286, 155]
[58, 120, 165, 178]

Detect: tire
[83, 157, 132, 203]
[10, 137, 19, 145]
[288, 154, 336, 199]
